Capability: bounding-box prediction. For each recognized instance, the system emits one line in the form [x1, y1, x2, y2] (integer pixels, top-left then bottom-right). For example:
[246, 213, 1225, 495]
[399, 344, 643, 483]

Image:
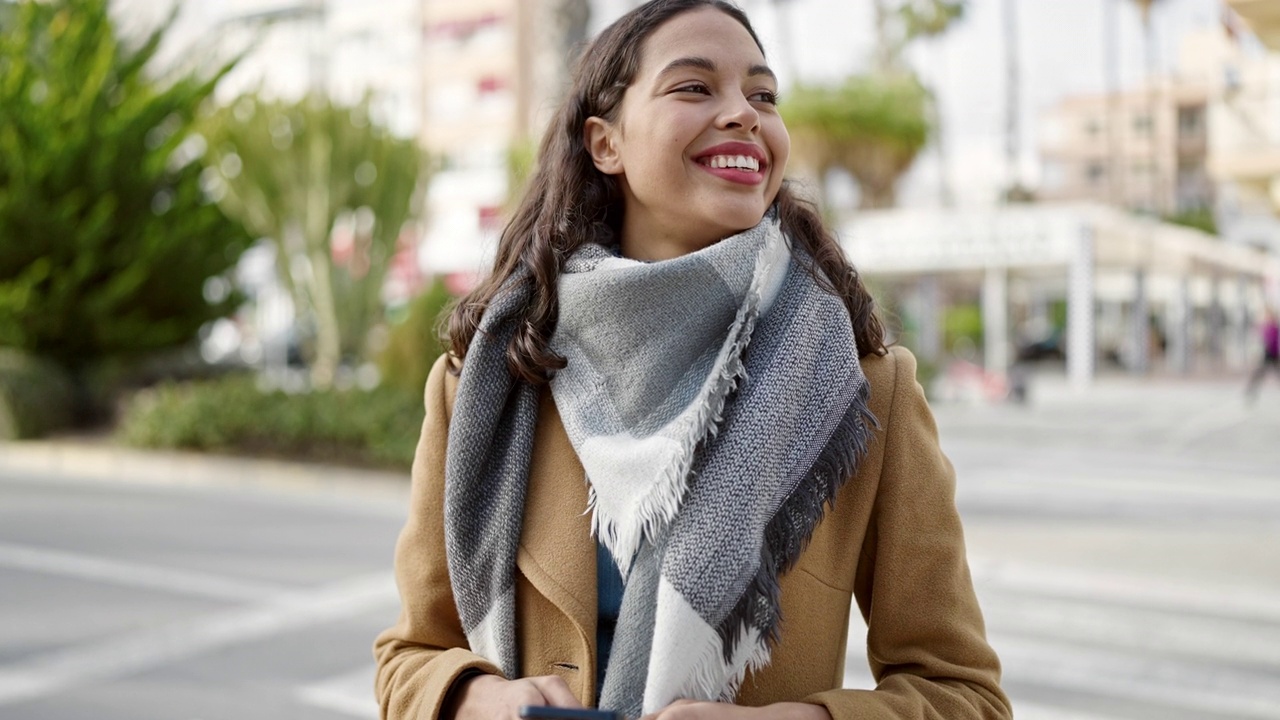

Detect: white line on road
[970, 556, 1280, 625]
[0, 541, 288, 602]
[980, 591, 1280, 671]
[0, 572, 397, 706]
[1009, 700, 1132, 720]
[993, 633, 1280, 720]
[296, 667, 379, 719]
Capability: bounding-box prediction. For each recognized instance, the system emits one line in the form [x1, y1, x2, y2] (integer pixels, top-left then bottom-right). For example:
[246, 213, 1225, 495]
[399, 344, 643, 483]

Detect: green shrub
[0, 0, 252, 367]
[378, 278, 453, 396]
[118, 374, 423, 469]
[0, 350, 76, 439]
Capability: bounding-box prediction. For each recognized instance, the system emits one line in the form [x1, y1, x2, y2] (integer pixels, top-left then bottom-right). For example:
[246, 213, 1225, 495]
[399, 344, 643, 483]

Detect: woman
[374, 2, 1011, 719]
[1246, 307, 1280, 401]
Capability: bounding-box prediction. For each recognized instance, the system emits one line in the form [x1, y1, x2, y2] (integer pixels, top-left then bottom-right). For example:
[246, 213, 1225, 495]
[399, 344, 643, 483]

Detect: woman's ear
[583, 117, 623, 175]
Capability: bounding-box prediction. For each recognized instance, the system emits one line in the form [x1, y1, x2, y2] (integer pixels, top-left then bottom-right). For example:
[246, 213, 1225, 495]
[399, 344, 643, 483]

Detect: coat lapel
[517, 389, 597, 638]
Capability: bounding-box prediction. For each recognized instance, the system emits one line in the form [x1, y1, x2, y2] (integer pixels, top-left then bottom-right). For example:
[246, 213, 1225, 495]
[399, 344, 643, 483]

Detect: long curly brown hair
[446, 0, 886, 385]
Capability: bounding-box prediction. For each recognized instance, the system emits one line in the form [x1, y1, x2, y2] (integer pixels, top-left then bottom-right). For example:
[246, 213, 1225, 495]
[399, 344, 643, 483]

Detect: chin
[714, 207, 770, 236]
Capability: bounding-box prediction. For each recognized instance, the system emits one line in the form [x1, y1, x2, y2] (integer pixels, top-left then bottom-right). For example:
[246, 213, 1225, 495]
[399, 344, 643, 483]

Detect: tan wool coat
[374, 346, 1012, 720]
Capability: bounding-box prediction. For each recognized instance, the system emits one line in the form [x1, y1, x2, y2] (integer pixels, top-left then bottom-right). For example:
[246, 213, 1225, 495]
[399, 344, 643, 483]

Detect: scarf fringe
[716, 380, 877, 664]
[590, 228, 786, 577]
[664, 616, 775, 711]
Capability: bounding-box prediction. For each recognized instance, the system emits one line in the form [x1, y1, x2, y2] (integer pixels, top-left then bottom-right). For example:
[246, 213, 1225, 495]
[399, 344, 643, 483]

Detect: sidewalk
[931, 370, 1280, 463]
[0, 435, 409, 501]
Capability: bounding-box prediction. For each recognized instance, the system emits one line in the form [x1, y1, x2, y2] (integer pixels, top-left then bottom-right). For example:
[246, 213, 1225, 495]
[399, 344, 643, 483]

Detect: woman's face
[585, 8, 790, 260]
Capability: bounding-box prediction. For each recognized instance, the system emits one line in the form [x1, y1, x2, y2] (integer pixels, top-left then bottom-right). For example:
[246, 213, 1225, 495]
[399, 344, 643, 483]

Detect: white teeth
[703, 154, 761, 172]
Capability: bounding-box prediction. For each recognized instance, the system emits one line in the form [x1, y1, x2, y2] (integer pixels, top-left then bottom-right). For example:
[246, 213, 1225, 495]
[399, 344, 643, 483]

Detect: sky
[115, 0, 1240, 208]
[594, 0, 1232, 206]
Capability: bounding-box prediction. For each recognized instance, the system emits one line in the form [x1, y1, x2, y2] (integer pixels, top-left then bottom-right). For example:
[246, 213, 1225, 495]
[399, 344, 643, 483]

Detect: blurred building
[1038, 85, 1213, 217]
[844, 204, 1280, 387]
[1192, 4, 1280, 259]
[111, 0, 422, 133]
[417, 0, 589, 278]
[1225, 0, 1280, 49]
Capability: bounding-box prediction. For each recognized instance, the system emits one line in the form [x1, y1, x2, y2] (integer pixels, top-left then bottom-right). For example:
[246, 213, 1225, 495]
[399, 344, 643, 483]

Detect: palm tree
[784, 0, 964, 210]
[203, 95, 426, 388]
[785, 75, 932, 209]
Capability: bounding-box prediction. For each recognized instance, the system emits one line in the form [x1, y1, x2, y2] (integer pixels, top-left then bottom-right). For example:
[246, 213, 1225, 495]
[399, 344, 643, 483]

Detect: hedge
[0, 350, 76, 440]
[118, 374, 423, 470]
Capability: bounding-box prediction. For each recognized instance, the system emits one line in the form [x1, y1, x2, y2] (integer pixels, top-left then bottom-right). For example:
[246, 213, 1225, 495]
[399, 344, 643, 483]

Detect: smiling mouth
[696, 154, 763, 173]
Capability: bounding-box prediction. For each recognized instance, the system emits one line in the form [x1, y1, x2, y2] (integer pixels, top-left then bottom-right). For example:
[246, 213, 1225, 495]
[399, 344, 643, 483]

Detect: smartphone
[518, 705, 624, 720]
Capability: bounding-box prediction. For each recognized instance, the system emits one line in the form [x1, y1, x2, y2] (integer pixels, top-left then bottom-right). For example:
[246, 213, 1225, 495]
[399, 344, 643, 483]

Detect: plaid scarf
[444, 215, 874, 717]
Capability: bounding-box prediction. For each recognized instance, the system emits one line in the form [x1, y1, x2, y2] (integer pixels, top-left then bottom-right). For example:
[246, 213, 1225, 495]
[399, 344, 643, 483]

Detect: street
[0, 452, 407, 720]
[1, 374, 1278, 719]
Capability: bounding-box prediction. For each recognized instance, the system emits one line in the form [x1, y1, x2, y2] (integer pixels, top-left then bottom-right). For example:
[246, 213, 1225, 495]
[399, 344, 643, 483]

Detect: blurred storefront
[844, 204, 1280, 388]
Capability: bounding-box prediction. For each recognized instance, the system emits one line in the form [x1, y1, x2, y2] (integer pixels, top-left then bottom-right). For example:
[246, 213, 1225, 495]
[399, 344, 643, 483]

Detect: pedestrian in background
[373, 1, 1010, 719]
[1246, 307, 1280, 402]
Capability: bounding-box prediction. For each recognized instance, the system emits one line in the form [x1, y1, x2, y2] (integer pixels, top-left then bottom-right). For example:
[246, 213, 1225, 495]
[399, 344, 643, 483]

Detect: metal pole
[1170, 275, 1192, 374]
[1130, 268, 1149, 374]
[1068, 225, 1097, 389]
[983, 267, 1010, 375]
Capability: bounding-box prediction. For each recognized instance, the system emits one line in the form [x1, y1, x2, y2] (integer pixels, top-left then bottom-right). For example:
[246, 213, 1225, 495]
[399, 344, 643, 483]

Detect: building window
[1084, 118, 1102, 137]
[1178, 105, 1204, 137]
[1132, 113, 1153, 136]
[1086, 162, 1106, 185]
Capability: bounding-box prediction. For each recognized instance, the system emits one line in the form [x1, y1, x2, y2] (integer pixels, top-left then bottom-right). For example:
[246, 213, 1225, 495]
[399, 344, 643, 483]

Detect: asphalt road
[0, 373, 1277, 719]
[0, 460, 407, 720]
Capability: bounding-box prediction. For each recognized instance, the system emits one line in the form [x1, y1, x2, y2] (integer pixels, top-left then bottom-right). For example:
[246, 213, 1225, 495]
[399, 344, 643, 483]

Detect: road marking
[0, 541, 288, 602]
[980, 591, 1280, 671]
[1009, 700, 1130, 720]
[0, 572, 397, 706]
[993, 634, 1280, 720]
[970, 557, 1280, 625]
[297, 668, 378, 719]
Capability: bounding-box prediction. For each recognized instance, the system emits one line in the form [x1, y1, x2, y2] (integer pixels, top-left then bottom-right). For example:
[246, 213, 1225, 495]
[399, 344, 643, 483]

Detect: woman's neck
[617, 215, 727, 262]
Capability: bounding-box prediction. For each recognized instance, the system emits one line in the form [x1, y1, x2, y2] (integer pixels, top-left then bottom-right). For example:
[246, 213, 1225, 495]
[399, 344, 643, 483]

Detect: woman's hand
[641, 699, 832, 720]
[448, 673, 584, 720]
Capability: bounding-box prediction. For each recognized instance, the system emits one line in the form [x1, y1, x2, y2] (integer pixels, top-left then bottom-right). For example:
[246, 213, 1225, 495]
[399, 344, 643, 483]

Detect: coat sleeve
[803, 347, 1012, 719]
[374, 354, 503, 720]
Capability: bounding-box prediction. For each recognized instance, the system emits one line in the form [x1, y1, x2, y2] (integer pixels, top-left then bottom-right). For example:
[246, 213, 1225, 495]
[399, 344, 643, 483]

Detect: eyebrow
[657, 56, 777, 84]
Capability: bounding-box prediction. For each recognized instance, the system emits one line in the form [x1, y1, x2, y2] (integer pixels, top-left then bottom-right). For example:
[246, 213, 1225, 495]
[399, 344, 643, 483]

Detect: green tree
[202, 95, 426, 387]
[0, 0, 252, 369]
[785, 75, 932, 209]
[784, 1, 964, 210]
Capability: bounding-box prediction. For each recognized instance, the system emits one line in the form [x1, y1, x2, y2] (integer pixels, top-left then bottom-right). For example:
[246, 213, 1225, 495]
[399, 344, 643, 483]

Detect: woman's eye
[751, 90, 779, 105]
[675, 83, 710, 95]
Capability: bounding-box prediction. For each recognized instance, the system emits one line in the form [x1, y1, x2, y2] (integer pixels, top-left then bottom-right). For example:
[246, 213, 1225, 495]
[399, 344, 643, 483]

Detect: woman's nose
[719, 93, 760, 132]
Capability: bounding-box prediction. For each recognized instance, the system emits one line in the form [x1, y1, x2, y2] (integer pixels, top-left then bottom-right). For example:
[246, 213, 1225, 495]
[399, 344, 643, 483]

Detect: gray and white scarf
[443, 214, 874, 718]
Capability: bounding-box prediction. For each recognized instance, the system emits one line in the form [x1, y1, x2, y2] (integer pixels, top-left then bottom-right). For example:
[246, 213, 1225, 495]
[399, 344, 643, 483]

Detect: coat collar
[516, 389, 597, 639]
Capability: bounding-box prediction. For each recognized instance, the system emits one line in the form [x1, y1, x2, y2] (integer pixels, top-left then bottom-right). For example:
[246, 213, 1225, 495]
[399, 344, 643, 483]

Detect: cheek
[769, 120, 791, 175]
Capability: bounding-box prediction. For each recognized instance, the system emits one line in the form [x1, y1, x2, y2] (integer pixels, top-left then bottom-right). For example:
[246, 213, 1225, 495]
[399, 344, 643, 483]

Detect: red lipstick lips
[693, 141, 767, 185]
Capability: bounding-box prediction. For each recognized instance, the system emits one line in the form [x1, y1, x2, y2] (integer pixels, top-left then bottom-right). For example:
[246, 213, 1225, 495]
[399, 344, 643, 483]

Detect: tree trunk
[873, 0, 894, 75]
[859, 183, 898, 210]
[305, 112, 339, 389]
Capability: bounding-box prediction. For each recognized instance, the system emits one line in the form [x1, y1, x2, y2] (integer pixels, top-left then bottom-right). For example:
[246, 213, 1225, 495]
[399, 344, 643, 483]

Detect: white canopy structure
[842, 203, 1280, 388]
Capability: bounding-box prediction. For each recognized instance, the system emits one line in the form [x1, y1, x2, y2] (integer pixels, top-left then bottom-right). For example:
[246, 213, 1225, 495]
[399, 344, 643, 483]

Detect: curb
[0, 439, 409, 502]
